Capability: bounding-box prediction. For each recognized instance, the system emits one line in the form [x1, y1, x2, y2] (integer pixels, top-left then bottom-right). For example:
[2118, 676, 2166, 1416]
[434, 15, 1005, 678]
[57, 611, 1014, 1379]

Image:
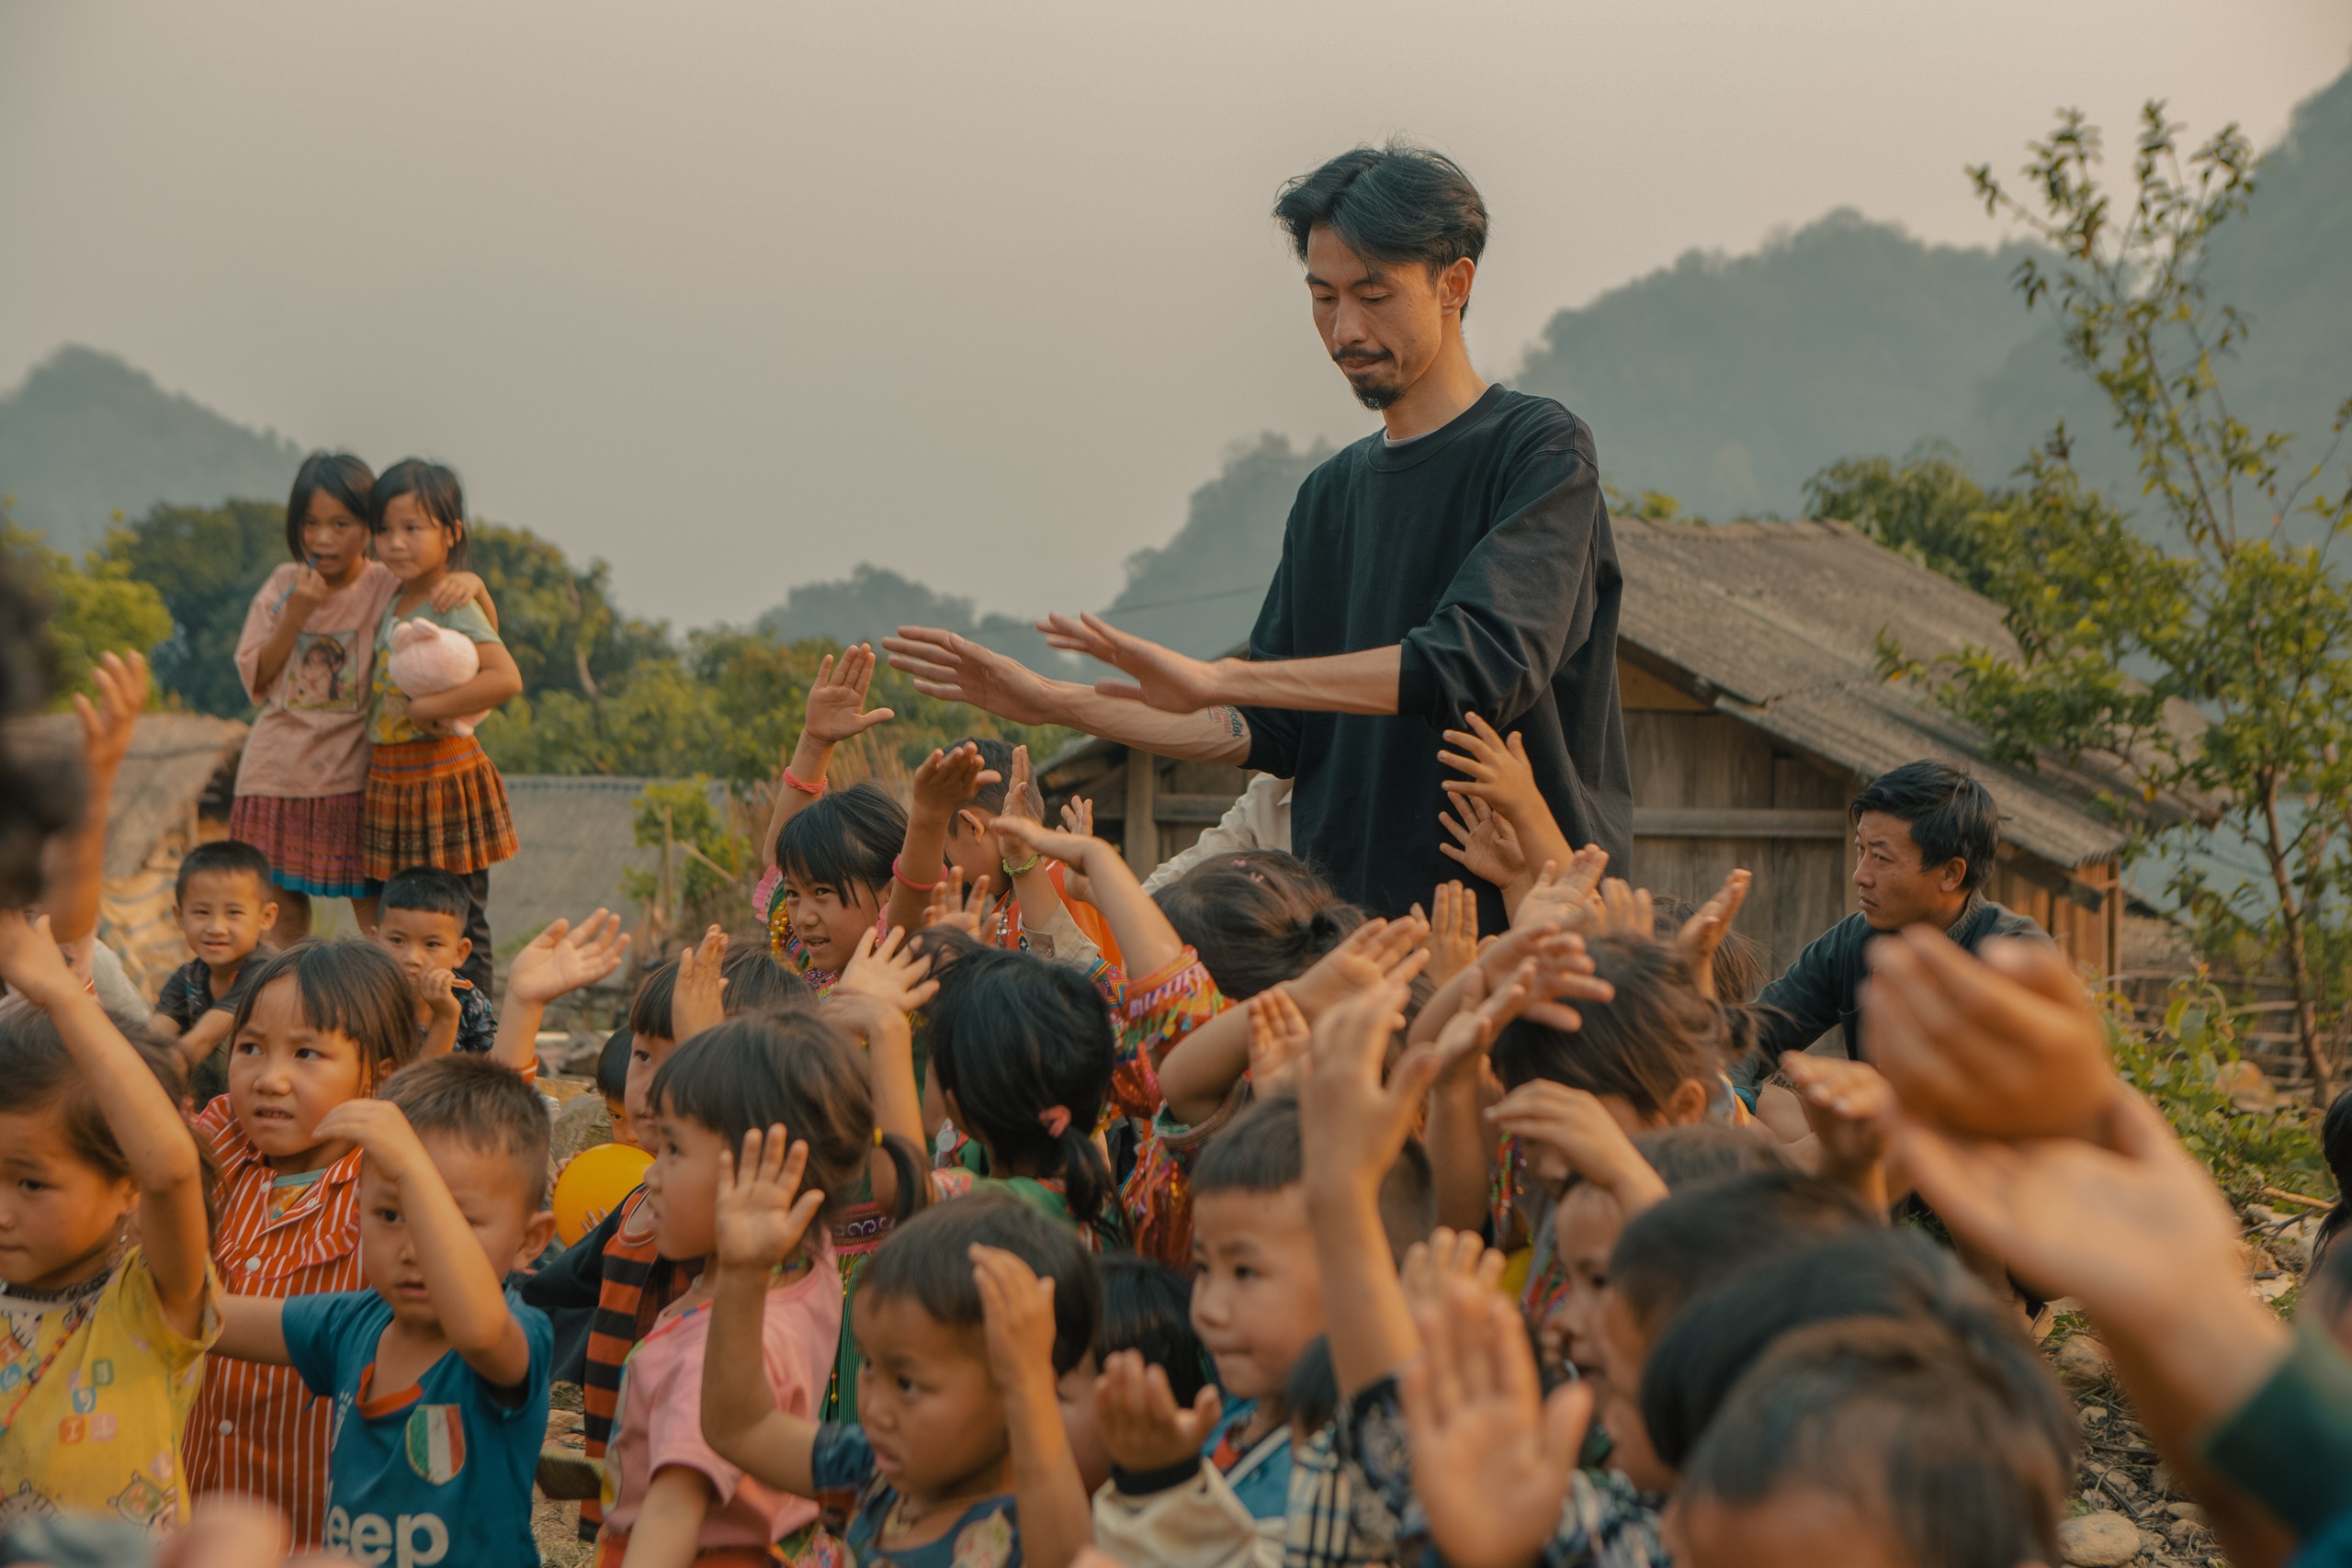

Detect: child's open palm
[1509, 846, 1611, 935]
[0, 911, 81, 1009]
[715, 1127, 824, 1275]
[971, 1244, 1060, 1399]
[1431, 957, 1536, 1084]
[924, 867, 994, 937]
[1421, 880, 1480, 988]
[1675, 868, 1751, 999]
[1485, 1080, 1666, 1212]
[673, 925, 729, 1042]
[507, 909, 632, 1005]
[1780, 1052, 1895, 1177]
[1245, 987, 1312, 1091]
[1302, 978, 1437, 1194]
[802, 645, 896, 746]
[1285, 916, 1431, 1017]
[836, 926, 939, 1016]
[74, 649, 151, 781]
[1094, 1349, 1226, 1474]
[1399, 1278, 1594, 1568]
[1437, 714, 1546, 822]
[1438, 793, 1526, 892]
[1398, 1226, 1508, 1319]
[913, 742, 1000, 817]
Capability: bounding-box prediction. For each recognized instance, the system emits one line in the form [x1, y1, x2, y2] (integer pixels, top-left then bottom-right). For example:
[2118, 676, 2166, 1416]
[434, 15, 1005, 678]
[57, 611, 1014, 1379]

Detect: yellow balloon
[553, 1141, 652, 1246]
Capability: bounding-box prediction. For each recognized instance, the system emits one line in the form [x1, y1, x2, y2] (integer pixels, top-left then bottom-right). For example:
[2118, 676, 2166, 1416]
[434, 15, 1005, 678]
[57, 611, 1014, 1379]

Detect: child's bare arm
[1299, 978, 1437, 1393]
[831, 928, 935, 1147]
[42, 651, 145, 946]
[989, 746, 1089, 957]
[888, 744, 998, 935]
[763, 646, 897, 871]
[174, 1006, 236, 1072]
[494, 910, 631, 1070]
[315, 1100, 535, 1388]
[974, 1245, 1092, 1568]
[987, 815, 1183, 979]
[701, 1130, 826, 1495]
[619, 1467, 716, 1568]
[214, 1295, 294, 1365]
[416, 968, 461, 1059]
[0, 911, 209, 1336]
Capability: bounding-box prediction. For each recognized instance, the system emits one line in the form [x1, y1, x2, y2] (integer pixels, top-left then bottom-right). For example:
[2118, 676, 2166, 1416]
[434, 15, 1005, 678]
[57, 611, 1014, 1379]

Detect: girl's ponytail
[876, 1131, 931, 1224]
[1054, 1123, 1114, 1233]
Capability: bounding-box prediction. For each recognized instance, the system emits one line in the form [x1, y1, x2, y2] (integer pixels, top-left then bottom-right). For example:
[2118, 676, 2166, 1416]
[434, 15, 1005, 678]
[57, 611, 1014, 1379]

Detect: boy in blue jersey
[216, 1055, 557, 1568]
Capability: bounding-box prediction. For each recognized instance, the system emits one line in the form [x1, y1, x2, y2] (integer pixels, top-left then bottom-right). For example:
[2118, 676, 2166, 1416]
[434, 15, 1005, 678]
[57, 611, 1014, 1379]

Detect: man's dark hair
[379, 865, 472, 922]
[861, 1191, 1102, 1374]
[1679, 1316, 2071, 1568]
[1850, 761, 2001, 892]
[1274, 141, 1489, 291]
[627, 945, 812, 1043]
[775, 781, 905, 904]
[1637, 1229, 2074, 1472]
[175, 840, 277, 905]
[286, 451, 375, 560]
[368, 458, 470, 570]
[383, 1054, 554, 1210]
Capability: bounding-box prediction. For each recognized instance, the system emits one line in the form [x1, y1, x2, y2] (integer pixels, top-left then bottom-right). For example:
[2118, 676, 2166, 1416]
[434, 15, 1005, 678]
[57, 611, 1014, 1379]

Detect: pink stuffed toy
[386, 618, 490, 737]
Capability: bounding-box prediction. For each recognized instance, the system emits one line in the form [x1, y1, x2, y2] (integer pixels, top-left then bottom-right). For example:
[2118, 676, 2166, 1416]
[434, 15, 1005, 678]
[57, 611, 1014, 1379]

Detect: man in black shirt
[1738, 761, 2050, 1093]
[888, 142, 1630, 923]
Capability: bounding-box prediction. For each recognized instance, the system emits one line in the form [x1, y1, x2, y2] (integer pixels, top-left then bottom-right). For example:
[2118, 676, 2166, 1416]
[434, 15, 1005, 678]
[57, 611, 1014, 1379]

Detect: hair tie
[873, 1126, 886, 1147]
[1037, 1105, 1072, 1139]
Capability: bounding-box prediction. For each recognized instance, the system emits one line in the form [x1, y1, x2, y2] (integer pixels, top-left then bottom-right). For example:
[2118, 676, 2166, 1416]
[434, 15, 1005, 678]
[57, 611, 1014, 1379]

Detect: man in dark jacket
[1738, 761, 2048, 1091]
[888, 141, 1631, 924]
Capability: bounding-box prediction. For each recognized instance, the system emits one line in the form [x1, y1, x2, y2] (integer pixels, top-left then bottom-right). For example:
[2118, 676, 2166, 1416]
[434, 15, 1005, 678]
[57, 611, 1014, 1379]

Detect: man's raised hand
[884, 626, 1059, 727]
[1037, 612, 1228, 714]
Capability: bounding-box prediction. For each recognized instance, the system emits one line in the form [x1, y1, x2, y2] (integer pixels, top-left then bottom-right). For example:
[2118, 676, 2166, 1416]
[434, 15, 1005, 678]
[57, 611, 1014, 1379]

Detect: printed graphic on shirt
[404, 1405, 467, 1485]
[286, 631, 363, 712]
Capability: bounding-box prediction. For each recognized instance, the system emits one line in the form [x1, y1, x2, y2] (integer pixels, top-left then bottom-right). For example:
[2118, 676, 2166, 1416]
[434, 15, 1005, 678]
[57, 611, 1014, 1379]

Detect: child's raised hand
[1423, 881, 1480, 989]
[74, 649, 150, 782]
[1476, 923, 1611, 1033]
[0, 910, 82, 1009]
[1862, 926, 2112, 1141]
[1301, 977, 1435, 1197]
[985, 812, 1097, 874]
[802, 644, 897, 746]
[1437, 791, 1526, 892]
[1284, 915, 1431, 1018]
[1399, 1226, 1508, 1319]
[912, 742, 999, 817]
[1437, 714, 1547, 823]
[1675, 868, 1750, 999]
[1245, 987, 1312, 1092]
[673, 925, 729, 1042]
[314, 1099, 432, 1184]
[1398, 1276, 1593, 1568]
[1093, 1349, 1226, 1475]
[714, 1126, 824, 1277]
[1057, 798, 1096, 903]
[1509, 846, 1611, 934]
[1781, 1053, 1895, 1179]
[970, 1243, 1061, 1400]
[1484, 1079, 1666, 1212]
[418, 966, 461, 1021]
[1586, 877, 1654, 938]
[924, 867, 993, 937]
[1431, 958, 1535, 1084]
[835, 925, 939, 1016]
[507, 909, 632, 1006]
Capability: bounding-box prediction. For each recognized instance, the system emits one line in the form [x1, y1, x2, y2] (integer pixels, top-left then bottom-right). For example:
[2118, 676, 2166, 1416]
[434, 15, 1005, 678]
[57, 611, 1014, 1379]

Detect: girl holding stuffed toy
[361, 458, 524, 987]
[231, 453, 499, 938]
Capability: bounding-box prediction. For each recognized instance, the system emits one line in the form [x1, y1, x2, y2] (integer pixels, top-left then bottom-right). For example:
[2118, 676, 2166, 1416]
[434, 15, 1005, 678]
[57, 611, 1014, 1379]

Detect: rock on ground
[2061, 1510, 2144, 1567]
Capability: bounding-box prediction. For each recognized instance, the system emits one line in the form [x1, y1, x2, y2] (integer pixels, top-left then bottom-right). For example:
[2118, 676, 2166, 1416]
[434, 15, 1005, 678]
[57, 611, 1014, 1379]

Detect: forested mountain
[0, 347, 301, 552]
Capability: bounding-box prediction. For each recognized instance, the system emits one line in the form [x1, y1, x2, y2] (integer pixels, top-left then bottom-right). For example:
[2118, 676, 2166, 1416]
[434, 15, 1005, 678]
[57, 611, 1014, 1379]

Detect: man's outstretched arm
[1037, 613, 1402, 717]
[883, 627, 1254, 763]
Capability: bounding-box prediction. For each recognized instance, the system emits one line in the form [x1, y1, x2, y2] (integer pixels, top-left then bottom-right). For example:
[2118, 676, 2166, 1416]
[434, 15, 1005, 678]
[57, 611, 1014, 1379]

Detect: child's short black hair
[1285, 1335, 1339, 1437]
[1493, 933, 1725, 1120]
[861, 1191, 1102, 1375]
[227, 940, 420, 1094]
[926, 940, 1116, 1228]
[368, 458, 470, 570]
[1094, 1256, 1211, 1406]
[175, 840, 277, 906]
[1152, 852, 1363, 1000]
[595, 1027, 633, 1101]
[1192, 1091, 1304, 1195]
[382, 1055, 554, 1210]
[1680, 1316, 2070, 1568]
[379, 865, 472, 923]
[286, 451, 375, 559]
[775, 781, 904, 903]
[1849, 761, 2001, 892]
[1608, 1168, 1871, 1337]
[1637, 1228, 2074, 1474]
[627, 945, 813, 1042]
[650, 1013, 925, 1224]
[1632, 1122, 1790, 1190]
[2318, 1088, 2352, 1269]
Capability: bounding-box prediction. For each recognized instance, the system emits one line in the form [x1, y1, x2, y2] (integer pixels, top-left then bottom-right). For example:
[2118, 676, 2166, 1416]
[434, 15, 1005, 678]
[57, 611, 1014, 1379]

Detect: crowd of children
[10, 452, 2352, 1568]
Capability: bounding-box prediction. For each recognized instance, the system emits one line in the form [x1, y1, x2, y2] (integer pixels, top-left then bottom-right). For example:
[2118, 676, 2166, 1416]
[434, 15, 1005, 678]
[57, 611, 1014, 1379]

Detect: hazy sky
[4, 2, 2347, 627]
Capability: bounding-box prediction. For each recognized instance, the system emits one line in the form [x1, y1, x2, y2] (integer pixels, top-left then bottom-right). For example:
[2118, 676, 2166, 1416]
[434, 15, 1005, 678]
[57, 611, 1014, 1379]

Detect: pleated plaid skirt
[227, 790, 374, 898]
[361, 736, 518, 879]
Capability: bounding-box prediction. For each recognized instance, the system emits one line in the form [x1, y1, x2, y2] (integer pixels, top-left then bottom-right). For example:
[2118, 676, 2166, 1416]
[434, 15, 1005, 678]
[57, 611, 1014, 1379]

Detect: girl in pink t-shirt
[598, 1011, 924, 1567]
[229, 454, 492, 932]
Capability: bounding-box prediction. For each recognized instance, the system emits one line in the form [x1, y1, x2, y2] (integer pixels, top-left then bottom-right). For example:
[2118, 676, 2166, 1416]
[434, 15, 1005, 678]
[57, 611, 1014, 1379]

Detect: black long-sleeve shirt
[1238, 385, 1632, 924]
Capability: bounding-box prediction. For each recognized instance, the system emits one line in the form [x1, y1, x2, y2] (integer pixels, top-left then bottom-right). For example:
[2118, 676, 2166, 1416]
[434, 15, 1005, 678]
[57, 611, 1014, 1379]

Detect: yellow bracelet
[1002, 852, 1044, 878]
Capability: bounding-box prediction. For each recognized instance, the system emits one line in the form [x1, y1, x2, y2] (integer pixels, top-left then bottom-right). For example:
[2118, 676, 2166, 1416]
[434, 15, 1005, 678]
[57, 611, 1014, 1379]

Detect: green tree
[469, 522, 669, 706]
[1886, 102, 2352, 1097]
[102, 499, 288, 715]
[1, 503, 173, 703]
